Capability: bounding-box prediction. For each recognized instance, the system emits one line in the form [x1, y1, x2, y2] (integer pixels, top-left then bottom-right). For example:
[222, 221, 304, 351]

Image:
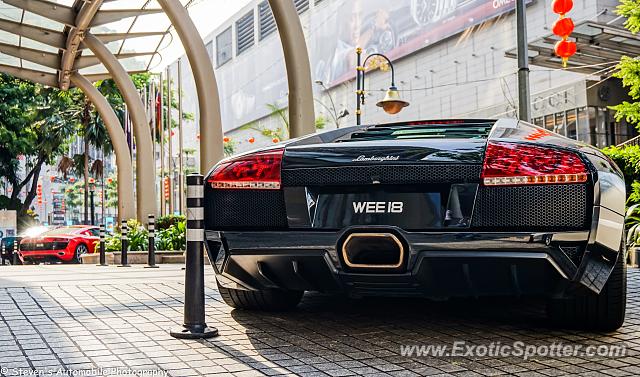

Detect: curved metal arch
[70, 73, 135, 223]
[157, 0, 224, 174]
[268, 0, 316, 138]
[84, 32, 157, 224]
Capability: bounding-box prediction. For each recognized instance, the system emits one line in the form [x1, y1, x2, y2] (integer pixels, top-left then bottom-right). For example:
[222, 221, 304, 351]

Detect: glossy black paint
[283, 139, 486, 168]
[206, 229, 587, 298]
[204, 119, 627, 297]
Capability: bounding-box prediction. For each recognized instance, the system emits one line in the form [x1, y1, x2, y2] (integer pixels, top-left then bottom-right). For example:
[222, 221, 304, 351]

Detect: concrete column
[70, 73, 135, 223]
[84, 32, 157, 224]
[157, 0, 223, 174]
[268, 0, 316, 138]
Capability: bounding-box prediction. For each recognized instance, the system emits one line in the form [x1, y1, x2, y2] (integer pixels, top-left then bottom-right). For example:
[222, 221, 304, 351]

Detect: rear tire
[72, 244, 87, 264]
[217, 281, 303, 311]
[547, 247, 626, 331]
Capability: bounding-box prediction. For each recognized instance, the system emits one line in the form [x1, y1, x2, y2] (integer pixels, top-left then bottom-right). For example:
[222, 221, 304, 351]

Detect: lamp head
[376, 86, 409, 115]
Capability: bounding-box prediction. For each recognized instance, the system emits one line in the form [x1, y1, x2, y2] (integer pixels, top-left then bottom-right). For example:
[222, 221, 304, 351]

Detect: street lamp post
[355, 48, 409, 126]
[89, 180, 96, 226]
[516, 0, 531, 122]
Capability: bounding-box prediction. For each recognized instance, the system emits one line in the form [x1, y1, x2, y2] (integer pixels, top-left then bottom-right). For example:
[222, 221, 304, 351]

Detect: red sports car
[19, 225, 100, 264]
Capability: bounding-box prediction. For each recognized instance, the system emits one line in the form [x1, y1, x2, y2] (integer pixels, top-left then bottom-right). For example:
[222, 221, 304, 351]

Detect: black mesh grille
[204, 188, 288, 230]
[471, 184, 590, 231]
[282, 164, 482, 186]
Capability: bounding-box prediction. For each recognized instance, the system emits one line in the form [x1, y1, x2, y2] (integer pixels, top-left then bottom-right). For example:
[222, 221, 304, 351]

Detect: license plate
[312, 192, 442, 229]
[36, 243, 44, 248]
[308, 184, 477, 230]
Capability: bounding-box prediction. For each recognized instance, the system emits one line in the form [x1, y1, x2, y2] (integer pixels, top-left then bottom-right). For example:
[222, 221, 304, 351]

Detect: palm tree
[57, 75, 150, 223]
[58, 89, 114, 224]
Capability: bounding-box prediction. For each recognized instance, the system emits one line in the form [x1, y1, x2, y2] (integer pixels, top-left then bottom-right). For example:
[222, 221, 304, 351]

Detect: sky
[147, 0, 253, 72]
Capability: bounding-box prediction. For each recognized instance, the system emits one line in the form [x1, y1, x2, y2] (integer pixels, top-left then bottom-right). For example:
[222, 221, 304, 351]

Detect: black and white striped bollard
[146, 214, 158, 268]
[98, 224, 107, 266]
[119, 220, 130, 267]
[12, 242, 18, 265]
[1, 243, 5, 265]
[170, 174, 218, 339]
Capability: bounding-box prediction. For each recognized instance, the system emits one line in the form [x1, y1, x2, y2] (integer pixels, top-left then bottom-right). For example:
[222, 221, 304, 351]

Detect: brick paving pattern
[0, 265, 638, 376]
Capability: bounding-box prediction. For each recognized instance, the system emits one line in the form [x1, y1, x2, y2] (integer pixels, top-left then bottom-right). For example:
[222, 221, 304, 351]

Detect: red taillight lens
[208, 149, 283, 190]
[481, 142, 588, 186]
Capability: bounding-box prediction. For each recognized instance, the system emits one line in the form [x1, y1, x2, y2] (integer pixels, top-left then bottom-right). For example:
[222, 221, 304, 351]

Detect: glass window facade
[216, 27, 232, 67]
[532, 106, 635, 148]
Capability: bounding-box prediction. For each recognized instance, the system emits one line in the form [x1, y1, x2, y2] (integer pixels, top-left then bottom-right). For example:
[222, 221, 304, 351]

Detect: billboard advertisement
[310, 0, 528, 87]
[216, 0, 528, 130]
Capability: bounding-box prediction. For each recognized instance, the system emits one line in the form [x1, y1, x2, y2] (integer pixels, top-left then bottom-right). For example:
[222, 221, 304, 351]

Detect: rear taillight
[208, 149, 283, 190]
[481, 142, 588, 186]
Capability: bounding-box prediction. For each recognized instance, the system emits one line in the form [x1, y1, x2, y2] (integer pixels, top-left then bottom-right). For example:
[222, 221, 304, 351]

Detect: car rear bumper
[19, 249, 72, 262]
[206, 228, 620, 298]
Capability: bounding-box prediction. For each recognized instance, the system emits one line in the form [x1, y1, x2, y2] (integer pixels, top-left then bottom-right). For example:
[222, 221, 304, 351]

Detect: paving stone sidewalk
[0, 265, 638, 377]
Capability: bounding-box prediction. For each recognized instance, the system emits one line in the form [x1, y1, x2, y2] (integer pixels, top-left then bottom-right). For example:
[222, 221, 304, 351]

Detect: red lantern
[552, 17, 574, 38]
[164, 177, 170, 200]
[248, 137, 255, 144]
[69, 177, 75, 183]
[50, 175, 55, 183]
[552, 0, 573, 15]
[223, 136, 230, 143]
[554, 40, 577, 59]
[107, 178, 113, 184]
[272, 138, 280, 143]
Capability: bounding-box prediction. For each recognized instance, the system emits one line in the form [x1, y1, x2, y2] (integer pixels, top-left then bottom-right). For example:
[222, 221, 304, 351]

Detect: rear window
[344, 121, 494, 142]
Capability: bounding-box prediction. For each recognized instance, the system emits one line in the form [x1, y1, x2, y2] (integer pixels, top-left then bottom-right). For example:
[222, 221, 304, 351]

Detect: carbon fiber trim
[204, 188, 288, 230]
[282, 164, 482, 186]
[471, 184, 590, 231]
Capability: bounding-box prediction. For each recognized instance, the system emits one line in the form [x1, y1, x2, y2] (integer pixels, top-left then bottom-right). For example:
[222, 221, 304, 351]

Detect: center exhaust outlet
[342, 232, 405, 271]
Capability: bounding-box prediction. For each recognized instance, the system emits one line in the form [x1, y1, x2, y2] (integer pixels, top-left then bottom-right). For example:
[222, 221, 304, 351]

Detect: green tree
[63, 180, 85, 216]
[154, 77, 194, 146]
[611, 0, 640, 126]
[57, 74, 150, 223]
[0, 74, 77, 217]
[105, 175, 119, 210]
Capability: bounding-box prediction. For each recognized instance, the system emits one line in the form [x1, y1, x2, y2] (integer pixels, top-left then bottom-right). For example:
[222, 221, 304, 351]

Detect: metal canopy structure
[0, 0, 201, 223]
[506, 21, 640, 75]
[0, 0, 316, 225]
[0, 0, 184, 89]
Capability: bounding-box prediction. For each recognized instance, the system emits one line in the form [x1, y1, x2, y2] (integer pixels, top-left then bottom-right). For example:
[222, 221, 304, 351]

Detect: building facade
[169, 0, 635, 166]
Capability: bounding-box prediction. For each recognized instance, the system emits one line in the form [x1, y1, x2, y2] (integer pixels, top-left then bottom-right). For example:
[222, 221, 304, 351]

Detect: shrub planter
[81, 251, 185, 264]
